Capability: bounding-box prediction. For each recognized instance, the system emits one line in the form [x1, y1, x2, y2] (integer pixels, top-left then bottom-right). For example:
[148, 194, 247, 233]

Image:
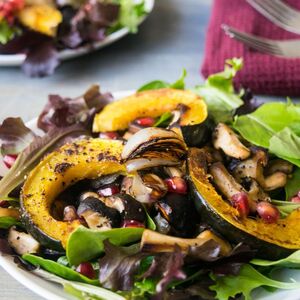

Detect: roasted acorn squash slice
[93, 88, 210, 146]
[188, 148, 300, 259]
[21, 139, 125, 250]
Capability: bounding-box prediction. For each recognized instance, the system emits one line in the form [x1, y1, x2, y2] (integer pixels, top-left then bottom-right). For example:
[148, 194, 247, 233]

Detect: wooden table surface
[0, 0, 212, 299]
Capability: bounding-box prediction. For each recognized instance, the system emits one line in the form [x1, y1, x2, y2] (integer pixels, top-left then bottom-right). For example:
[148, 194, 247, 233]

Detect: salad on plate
[2, 59, 300, 300]
[0, 0, 149, 76]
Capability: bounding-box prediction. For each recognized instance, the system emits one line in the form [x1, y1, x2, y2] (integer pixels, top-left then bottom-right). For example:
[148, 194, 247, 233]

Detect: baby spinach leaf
[234, 102, 300, 148]
[269, 127, 300, 166]
[0, 216, 21, 229]
[66, 226, 144, 265]
[22, 253, 99, 285]
[194, 58, 243, 123]
[251, 250, 300, 268]
[0, 20, 21, 44]
[285, 168, 300, 200]
[138, 69, 187, 92]
[210, 264, 300, 300]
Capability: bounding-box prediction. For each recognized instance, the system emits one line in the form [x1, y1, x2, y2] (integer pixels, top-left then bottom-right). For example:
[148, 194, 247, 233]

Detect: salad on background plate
[0, 0, 153, 76]
[2, 59, 300, 300]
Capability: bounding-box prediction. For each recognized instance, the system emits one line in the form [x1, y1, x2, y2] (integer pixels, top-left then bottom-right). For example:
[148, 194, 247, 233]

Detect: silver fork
[247, 0, 300, 34]
[222, 24, 300, 58]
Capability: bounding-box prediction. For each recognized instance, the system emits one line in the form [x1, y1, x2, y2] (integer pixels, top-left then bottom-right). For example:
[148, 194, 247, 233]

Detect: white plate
[1, 90, 300, 300]
[0, 0, 155, 67]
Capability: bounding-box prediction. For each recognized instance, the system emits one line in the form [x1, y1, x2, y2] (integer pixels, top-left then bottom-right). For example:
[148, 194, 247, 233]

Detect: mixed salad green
[1, 59, 300, 300]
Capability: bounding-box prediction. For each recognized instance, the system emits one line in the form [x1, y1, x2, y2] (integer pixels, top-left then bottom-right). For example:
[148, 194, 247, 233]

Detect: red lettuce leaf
[0, 124, 89, 199]
[0, 117, 36, 156]
[37, 85, 113, 132]
[21, 40, 59, 77]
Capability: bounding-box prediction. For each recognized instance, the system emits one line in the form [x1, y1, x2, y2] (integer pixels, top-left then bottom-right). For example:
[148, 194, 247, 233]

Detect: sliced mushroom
[77, 197, 121, 229]
[265, 159, 293, 176]
[263, 172, 287, 191]
[8, 227, 40, 255]
[232, 148, 268, 186]
[232, 149, 286, 191]
[122, 127, 187, 172]
[212, 123, 250, 159]
[209, 162, 245, 200]
[79, 191, 101, 202]
[140, 229, 232, 256]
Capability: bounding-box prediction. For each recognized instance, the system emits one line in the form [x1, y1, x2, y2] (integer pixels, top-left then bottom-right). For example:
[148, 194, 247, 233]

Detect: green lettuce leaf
[66, 226, 144, 265]
[251, 250, 300, 268]
[271, 200, 300, 218]
[32, 268, 125, 300]
[138, 69, 187, 92]
[0, 20, 21, 45]
[193, 58, 244, 122]
[210, 264, 300, 300]
[22, 254, 99, 285]
[118, 0, 146, 33]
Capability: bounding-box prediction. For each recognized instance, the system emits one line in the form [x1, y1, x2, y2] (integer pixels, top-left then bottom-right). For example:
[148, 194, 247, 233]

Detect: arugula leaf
[138, 69, 187, 92]
[285, 168, 300, 200]
[210, 264, 300, 300]
[193, 58, 243, 122]
[153, 112, 173, 128]
[0, 216, 21, 229]
[66, 226, 144, 265]
[0, 20, 21, 45]
[251, 250, 300, 268]
[22, 254, 99, 285]
[32, 268, 125, 300]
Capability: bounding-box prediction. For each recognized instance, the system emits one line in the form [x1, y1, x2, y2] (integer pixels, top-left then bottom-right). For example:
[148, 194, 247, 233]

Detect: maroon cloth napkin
[201, 0, 300, 96]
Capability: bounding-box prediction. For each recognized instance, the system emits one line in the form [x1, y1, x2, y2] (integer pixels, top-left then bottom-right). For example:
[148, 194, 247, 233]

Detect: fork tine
[222, 25, 282, 56]
[247, 0, 300, 34]
[265, 0, 300, 17]
[247, 0, 292, 25]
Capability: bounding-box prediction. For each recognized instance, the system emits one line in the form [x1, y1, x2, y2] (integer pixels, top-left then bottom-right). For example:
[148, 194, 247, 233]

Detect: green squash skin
[190, 184, 293, 260]
[181, 117, 214, 147]
[21, 210, 64, 251]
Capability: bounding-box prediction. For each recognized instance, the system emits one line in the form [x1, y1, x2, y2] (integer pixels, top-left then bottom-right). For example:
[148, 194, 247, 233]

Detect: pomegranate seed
[135, 117, 155, 127]
[231, 192, 250, 217]
[97, 185, 120, 197]
[122, 220, 145, 228]
[164, 177, 187, 194]
[297, 191, 300, 198]
[0, 200, 10, 208]
[76, 262, 96, 279]
[99, 132, 119, 140]
[257, 202, 280, 224]
[291, 196, 300, 203]
[3, 154, 17, 169]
